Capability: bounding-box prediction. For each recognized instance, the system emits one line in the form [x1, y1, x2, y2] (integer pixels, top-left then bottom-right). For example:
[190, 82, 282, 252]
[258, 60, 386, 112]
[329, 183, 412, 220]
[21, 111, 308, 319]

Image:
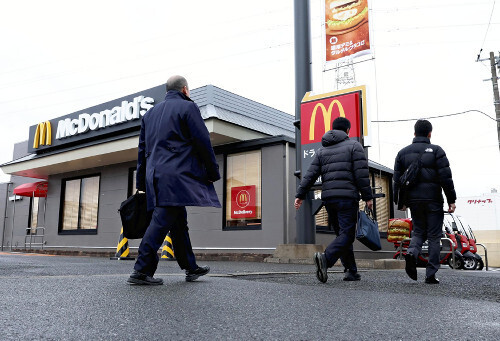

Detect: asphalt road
[0, 252, 499, 340]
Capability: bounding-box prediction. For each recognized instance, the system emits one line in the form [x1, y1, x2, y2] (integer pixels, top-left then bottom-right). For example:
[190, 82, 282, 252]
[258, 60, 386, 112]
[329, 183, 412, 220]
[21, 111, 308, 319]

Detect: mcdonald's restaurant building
[0, 84, 398, 259]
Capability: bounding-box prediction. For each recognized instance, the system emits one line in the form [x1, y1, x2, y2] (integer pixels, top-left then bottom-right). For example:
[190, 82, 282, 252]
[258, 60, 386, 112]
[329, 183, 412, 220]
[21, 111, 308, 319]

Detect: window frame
[27, 196, 40, 235]
[128, 167, 137, 197]
[314, 170, 391, 238]
[223, 149, 263, 231]
[58, 173, 101, 235]
[29, 197, 39, 227]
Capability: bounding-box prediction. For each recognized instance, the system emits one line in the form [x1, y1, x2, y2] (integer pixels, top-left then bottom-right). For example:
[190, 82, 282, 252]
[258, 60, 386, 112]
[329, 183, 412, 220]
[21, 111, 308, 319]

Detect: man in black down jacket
[393, 119, 456, 284]
[295, 117, 373, 283]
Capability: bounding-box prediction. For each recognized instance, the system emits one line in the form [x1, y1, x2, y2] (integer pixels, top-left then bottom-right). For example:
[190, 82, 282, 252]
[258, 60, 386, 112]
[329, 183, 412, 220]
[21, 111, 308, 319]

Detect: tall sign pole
[294, 0, 315, 244]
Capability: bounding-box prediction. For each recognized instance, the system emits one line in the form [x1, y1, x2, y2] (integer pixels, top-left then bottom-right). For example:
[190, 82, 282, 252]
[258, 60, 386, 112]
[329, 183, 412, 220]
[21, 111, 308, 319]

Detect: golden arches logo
[309, 100, 346, 140]
[33, 121, 52, 149]
[236, 190, 250, 208]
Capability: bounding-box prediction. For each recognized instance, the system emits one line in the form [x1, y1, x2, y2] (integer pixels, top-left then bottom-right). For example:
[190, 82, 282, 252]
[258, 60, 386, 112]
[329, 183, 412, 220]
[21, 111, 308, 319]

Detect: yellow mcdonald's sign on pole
[33, 121, 52, 149]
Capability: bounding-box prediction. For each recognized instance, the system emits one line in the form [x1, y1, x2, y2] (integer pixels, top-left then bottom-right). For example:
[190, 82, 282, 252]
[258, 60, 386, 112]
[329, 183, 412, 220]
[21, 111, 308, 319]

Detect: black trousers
[134, 206, 197, 277]
[408, 201, 444, 278]
[324, 199, 359, 273]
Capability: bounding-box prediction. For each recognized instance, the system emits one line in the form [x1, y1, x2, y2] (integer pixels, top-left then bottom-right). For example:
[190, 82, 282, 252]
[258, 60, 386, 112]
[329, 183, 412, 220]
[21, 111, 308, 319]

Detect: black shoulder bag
[397, 149, 425, 210]
[118, 191, 152, 239]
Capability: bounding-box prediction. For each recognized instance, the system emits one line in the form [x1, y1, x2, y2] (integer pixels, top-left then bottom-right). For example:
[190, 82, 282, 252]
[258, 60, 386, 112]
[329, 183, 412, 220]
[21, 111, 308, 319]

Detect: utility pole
[294, 0, 315, 244]
[489, 52, 500, 151]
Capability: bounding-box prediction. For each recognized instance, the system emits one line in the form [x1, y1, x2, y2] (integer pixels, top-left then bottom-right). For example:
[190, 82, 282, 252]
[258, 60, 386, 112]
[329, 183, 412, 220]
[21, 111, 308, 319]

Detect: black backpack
[396, 150, 425, 209]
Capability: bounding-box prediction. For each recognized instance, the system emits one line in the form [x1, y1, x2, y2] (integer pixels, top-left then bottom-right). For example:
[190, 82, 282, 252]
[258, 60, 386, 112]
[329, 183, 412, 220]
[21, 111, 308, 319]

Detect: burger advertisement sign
[325, 0, 371, 62]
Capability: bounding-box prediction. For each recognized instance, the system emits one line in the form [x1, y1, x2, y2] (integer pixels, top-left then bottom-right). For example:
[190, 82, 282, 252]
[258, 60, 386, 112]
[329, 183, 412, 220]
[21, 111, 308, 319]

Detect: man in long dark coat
[128, 75, 221, 285]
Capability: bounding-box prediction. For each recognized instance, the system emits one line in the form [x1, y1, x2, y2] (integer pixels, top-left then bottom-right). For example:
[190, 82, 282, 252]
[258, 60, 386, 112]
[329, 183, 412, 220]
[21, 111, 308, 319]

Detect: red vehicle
[454, 215, 484, 270]
[441, 214, 467, 269]
[417, 215, 460, 268]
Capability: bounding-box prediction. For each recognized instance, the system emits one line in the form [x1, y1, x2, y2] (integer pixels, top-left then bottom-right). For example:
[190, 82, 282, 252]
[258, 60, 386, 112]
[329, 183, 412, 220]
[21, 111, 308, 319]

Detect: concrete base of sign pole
[264, 244, 324, 264]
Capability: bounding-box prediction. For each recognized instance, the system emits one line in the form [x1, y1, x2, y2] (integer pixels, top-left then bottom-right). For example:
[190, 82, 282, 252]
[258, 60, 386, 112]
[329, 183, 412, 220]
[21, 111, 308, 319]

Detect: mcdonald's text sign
[231, 185, 257, 219]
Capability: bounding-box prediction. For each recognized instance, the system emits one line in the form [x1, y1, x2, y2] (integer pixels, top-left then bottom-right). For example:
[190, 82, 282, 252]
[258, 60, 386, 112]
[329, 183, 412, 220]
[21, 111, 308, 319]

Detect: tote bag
[356, 206, 382, 251]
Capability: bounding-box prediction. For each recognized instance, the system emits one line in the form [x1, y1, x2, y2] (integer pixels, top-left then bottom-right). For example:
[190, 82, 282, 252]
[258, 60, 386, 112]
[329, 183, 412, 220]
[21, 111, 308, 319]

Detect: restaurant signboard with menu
[324, 0, 372, 63]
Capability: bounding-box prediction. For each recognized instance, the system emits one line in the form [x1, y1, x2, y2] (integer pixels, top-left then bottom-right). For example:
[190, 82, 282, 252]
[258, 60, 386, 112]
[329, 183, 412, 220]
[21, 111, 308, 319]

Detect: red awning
[13, 181, 48, 197]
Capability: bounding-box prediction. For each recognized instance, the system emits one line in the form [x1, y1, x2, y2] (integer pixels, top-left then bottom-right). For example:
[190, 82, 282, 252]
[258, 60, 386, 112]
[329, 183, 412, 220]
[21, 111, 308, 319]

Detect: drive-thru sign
[300, 85, 368, 183]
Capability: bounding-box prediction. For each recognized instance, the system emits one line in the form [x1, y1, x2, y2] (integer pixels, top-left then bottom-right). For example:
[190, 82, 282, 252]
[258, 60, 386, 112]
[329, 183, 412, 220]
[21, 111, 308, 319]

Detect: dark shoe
[404, 253, 418, 281]
[127, 270, 163, 285]
[314, 252, 328, 283]
[343, 271, 361, 281]
[425, 275, 440, 284]
[186, 265, 210, 282]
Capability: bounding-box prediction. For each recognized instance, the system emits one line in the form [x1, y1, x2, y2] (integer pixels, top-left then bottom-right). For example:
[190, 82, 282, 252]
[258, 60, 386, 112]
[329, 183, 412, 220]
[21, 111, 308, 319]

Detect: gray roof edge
[368, 160, 394, 174]
[192, 85, 293, 128]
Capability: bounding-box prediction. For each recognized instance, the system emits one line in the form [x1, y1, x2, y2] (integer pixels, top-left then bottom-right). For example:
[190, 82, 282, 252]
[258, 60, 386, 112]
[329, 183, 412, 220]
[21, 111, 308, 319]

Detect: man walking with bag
[393, 119, 456, 284]
[128, 75, 221, 285]
[295, 117, 373, 283]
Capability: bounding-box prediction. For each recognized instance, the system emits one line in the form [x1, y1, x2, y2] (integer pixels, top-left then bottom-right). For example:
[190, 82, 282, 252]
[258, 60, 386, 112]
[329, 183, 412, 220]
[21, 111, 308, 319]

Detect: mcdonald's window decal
[231, 185, 257, 219]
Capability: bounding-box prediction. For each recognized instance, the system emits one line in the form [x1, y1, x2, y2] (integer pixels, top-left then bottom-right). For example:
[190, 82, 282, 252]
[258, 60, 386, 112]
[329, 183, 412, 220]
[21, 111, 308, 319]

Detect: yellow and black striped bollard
[110, 227, 135, 260]
[161, 232, 175, 261]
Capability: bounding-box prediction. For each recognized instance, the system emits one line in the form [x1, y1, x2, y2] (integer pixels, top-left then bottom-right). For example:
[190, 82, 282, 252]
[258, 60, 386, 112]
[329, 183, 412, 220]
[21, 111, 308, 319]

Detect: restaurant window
[314, 190, 330, 232]
[225, 150, 262, 230]
[28, 197, 39, 232]
[372, 172, 390, 233]
[314, 173, 390, 234]
[59, 175, 100, 234]
[128, 168, 137, 197]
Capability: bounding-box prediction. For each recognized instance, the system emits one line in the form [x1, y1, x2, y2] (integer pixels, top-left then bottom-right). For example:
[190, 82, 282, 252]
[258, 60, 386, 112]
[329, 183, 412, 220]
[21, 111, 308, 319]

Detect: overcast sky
[0, 0, 499, 198]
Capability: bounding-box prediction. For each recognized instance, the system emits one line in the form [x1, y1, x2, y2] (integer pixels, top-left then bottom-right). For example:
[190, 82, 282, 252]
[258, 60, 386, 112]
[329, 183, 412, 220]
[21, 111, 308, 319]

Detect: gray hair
[166, 75, 188, 92]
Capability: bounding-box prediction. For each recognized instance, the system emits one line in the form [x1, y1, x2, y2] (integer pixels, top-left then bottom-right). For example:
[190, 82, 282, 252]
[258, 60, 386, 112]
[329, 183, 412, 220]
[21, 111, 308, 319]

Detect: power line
[0, 39, 293, 106]
[372, 110, 499, 123]
[373, 1, 492, 12]
[0, 7, 291, 77]
[476, 0, 496, 61]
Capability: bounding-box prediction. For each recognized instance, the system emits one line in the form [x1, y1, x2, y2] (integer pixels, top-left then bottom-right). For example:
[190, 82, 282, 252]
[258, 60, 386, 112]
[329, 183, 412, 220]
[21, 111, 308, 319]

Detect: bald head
[166, 75, 188, 92]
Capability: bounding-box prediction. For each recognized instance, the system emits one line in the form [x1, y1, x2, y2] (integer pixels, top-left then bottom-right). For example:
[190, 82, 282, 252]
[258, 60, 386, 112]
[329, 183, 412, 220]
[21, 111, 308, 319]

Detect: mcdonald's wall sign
[231, 185, 257, 219]
[300, 86, 368, 180]
[26, 84, 166, 154]
[32, 121, 52, 149]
